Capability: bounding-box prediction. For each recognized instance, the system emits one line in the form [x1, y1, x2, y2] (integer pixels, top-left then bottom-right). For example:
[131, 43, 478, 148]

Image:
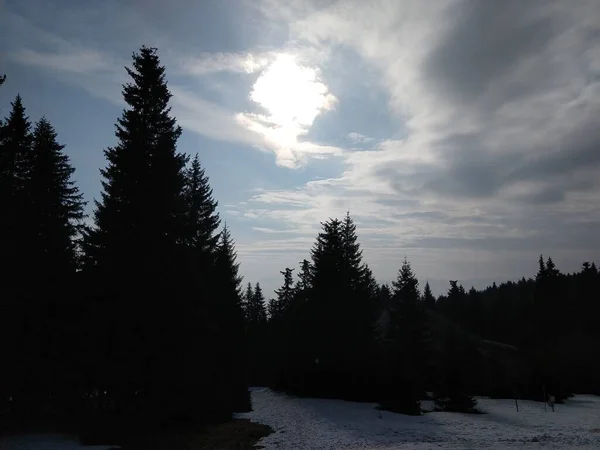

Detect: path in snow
[237, 388, 600, 449]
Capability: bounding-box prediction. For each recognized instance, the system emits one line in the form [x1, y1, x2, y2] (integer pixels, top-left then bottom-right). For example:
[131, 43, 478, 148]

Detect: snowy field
[236, 388, 600, 449]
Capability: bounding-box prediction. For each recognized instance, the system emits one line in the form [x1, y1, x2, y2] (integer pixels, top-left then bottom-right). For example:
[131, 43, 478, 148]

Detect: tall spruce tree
[82, 46, 193, 423]
[383, 258, 427, 415]
[0, 95, 33, 416]
[0, 95, 33, 287]
[183, 153, 220, 254]
[341, 212, 363, 290]
[30, 117, 86, 278]
[213, 223, 250, 413]
[28, 117, 86, 411]
[307, 215, 375, 399]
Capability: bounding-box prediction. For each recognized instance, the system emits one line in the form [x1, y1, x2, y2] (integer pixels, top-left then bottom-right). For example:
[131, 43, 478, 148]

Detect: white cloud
[178, 51, 274, 75]
[237, 0, 600, 288]
[347, 132, 374, 144]
[10, 48, 118, 75]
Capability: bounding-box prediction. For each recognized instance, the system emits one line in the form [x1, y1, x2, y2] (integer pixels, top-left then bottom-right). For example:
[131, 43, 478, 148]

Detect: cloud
[240, 0, 600, 288]
[10, 48, 118, 75]
[347, 132, 374, 144]
[5, 0, 600, 292]
[178, 52, 274, 75]
[5, 5, 342, 170]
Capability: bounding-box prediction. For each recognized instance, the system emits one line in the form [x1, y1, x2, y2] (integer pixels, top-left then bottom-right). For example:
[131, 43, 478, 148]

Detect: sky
[1, 0, 599, 297]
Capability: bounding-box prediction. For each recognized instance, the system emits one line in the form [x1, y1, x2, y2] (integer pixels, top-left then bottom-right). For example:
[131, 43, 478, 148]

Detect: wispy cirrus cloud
[178, 51, 274, 76]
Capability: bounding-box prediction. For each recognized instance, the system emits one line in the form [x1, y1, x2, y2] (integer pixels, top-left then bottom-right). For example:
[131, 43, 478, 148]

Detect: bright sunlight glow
[248, 54, 337, 143]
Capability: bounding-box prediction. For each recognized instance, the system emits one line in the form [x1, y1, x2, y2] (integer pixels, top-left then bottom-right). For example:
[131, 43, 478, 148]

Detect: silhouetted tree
[270, 268, 295, 319]
[27, 117, 86, 412]
[247, 283, 267, 327]
[423, 281, 435, 309]
[382, 258, 427, 415]
[213, 223, 250, 413]
[79, 47, 252, 427]
[433, 280, 479, 413]
[0, 95, 33, 416]
[243, 282, 254, 317]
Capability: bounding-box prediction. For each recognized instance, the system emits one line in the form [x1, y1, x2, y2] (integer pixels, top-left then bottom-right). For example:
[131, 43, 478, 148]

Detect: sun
[248, 54, 336, 142]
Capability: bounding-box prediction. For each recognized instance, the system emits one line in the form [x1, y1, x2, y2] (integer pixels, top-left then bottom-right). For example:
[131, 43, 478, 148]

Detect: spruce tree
[297, 259, 313, 290]
[30, 117, 86, 278]
[83, 46, 187, 278]
[243, 282, 254, 317]
[246, 282, 267, 326]
[183, 153, 220, 254]
[272, 268, 295, 318]
[383, 258, 426, 415]
[341, 212, 363, 290]
[423, 282, 435, 309]
[28, 117, 86, 411]
[213, 223, 250, 413]
[82, 46, 191, 423]
[0, 95, 33, 416]
[433, 280, 478, 413]
[0, 95, 33, 287]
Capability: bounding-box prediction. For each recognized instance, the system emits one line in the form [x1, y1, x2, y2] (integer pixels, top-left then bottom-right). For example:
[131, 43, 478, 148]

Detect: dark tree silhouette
[247, 283, 267, 326]
[27, 117, 86, 413]
[423, 281, 435, 309]
[382, 258, 428, 415]
[270, 268, 295, 319]
[0, 95, 33, 417]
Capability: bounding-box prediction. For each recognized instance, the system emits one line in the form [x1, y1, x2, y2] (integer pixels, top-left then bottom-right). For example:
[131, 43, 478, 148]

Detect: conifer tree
[293, 259, 313, 304]
[423, 281, 436, 309]
[246, 282, 267, 326]
[30, 117, 86, 278]
[212, 223, 250, 412]
[341, 212, 363, 289]
[183, 153, 220, 255]
[272, 268, 295, 318]
[81, 46, 197, 423]
[25, 117, 86, 413]
[433, 280, 479, 413]
[0, 95, 33, 285]
[0, 96, 33, 415]
[243, 282, 254, 317]
[383, 258, 427, 415]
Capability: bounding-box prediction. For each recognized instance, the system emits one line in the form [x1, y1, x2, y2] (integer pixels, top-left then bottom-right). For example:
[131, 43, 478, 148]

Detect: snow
[0, 433, 118, 450]
[236, 388, 600, 449]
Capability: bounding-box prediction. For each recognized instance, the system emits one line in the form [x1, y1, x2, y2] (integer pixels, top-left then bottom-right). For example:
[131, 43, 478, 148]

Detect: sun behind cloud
[237, 53, 338, 167]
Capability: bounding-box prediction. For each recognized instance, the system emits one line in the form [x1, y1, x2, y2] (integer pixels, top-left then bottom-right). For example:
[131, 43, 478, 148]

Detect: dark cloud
[506, 116, 600, 184]
[423, 0, 558, 106]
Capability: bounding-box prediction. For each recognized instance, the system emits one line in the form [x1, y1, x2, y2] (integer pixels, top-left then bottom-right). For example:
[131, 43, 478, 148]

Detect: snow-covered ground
[0, 433, 118, 450]
[237, 388, 600, 449]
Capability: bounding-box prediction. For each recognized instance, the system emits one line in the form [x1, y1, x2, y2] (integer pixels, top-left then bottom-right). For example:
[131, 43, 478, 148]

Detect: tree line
[1, 46, 599, 439]
[0, 47, 248, 437]
[243, 222, 600, 414]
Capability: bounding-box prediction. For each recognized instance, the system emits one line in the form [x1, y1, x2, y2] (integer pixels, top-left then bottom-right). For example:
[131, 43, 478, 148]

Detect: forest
[0, 47, 598, 442]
